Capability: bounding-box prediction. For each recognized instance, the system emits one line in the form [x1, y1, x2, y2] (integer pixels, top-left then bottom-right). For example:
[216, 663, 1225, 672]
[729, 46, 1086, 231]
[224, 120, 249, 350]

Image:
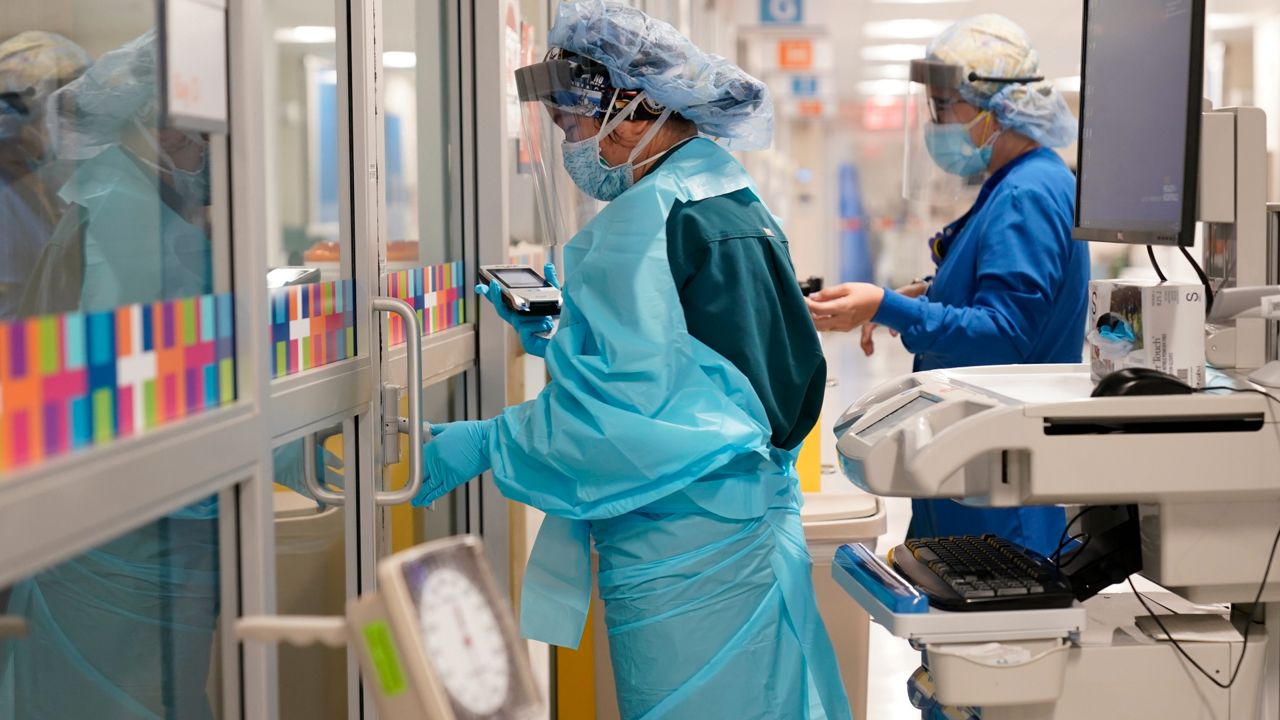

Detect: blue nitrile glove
[477, 262, 560, 357]
[412, 420, 496, 507]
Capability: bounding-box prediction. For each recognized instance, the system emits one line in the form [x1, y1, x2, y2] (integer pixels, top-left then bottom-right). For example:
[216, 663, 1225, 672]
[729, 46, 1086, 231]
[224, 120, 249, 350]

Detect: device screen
[491, 268, 547, 289]
[857, 394, 940, 441]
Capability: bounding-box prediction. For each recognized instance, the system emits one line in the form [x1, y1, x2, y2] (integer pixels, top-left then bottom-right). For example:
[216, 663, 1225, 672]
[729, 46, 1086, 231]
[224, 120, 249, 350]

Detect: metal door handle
[372, 297, 424, 505]
[302, 431, 345, 505]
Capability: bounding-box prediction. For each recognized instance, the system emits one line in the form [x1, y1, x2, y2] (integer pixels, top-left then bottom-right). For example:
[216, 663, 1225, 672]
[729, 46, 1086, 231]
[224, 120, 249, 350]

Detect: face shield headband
[908, 59, 1044, 124]
[515, 51, 668, 122]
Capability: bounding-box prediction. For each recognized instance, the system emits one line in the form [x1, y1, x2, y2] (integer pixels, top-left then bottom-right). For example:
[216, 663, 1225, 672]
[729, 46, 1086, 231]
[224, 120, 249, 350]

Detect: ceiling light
[872, 0, 971, 4]
[861, 44, 926, 62]
[863, 19, 951, 39]
[383, 51, 417, 69]
[1055, 75, 1081, 93]
[857, 79, 910, 97]
[1207, 13, 1252, 31]
[864, 63, 910, 80]
[274, 26, 337, 44]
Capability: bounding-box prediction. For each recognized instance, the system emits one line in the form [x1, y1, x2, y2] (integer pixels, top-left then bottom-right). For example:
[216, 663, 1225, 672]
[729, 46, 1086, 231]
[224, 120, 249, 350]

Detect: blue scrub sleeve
[872, 187, 1068, 363]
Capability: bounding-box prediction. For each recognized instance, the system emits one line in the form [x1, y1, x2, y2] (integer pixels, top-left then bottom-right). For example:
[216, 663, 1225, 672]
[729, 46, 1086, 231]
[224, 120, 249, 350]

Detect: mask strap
[597, 89, 646, 140]
[970, 111, 1001, 149]
[629, 107, 675, 168]
[597, 89, 628, 136]
[598, 88, 622, 129]
[131, 117, 173, 174]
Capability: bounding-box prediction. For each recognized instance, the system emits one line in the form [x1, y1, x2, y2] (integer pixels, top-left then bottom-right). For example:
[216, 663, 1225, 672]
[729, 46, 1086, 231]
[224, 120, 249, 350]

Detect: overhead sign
[747, 35, 831, 73]
[796, 100, 824, 118]
[777, 39, 813, 71]
[162, 0, 228, 133]
[791, 76, 819, 98]
[760, 0, 804, 24]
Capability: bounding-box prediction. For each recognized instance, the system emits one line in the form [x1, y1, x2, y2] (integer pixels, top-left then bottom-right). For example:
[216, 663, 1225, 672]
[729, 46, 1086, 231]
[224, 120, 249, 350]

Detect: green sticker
[362, 620, 408, 697]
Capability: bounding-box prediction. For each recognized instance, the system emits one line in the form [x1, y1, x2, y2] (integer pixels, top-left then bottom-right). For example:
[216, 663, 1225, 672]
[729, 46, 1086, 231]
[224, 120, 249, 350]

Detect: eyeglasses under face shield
[0, 87, 36, 116]
[908, 59, 1044, 124]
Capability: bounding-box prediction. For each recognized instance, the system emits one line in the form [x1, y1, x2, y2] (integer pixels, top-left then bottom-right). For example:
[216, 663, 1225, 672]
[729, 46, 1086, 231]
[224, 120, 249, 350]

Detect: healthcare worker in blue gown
[806, 15, 1088, 559]
[411, 2, 850, 718]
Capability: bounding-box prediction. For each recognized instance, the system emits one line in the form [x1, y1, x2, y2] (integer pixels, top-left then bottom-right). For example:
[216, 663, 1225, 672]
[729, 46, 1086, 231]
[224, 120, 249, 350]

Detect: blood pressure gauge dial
[418, 567, 511, 715]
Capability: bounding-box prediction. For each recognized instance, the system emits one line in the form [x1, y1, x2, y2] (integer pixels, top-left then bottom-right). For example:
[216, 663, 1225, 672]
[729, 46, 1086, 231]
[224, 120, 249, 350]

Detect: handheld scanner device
[479, 265, 562, 317]
[799, 276, 824, 297]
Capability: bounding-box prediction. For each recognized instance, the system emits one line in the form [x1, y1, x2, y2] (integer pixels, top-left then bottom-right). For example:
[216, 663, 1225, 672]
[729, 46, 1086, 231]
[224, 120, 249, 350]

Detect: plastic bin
[802, 491, 886, 720]
[928, 638, 1070, 707]
[274, 491, 346, 720]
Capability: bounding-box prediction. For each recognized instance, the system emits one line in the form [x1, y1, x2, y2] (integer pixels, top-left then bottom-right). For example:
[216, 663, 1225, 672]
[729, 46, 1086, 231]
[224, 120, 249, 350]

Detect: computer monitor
[1073, 0, 1206, 247]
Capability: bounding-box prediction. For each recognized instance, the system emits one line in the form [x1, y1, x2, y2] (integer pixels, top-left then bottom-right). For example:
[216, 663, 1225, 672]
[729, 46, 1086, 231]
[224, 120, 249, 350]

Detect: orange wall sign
[797, 100, 824, 117]
[777, 39, 813, 70]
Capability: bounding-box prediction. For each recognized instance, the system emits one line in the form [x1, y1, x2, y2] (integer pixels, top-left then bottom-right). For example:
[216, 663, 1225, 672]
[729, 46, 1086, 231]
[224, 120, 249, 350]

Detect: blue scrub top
[876, 147, 1088, 371]
[873, 147, 1088, 556]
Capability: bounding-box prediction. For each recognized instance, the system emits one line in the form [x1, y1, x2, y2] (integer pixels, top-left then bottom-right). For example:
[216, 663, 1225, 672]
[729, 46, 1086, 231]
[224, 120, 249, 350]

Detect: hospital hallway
[3, 0, 1280, 719]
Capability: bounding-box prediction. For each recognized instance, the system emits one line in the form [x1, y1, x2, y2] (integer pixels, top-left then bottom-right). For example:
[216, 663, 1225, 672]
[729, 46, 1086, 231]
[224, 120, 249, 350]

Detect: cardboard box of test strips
[1087, 279, 1206, 387]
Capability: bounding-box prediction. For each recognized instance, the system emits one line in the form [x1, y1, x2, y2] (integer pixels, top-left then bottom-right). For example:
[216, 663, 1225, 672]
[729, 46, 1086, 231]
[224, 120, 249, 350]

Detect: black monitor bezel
[1073, 0, 1206, 247]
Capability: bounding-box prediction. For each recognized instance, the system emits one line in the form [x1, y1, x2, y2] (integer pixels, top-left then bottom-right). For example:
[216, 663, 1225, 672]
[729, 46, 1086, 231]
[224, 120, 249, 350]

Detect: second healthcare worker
[806, 15, 1088, 557]
[411, 1, 849, 718]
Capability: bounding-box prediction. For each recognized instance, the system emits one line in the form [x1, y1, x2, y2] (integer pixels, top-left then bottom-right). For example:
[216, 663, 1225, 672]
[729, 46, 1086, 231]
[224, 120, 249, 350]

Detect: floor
[816, 330, 923, 720]
[863, 496, 922, 720]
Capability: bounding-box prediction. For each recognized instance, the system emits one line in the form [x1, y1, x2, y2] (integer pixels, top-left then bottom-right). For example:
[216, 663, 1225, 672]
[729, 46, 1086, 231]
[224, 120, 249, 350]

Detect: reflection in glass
[0, 18, 226, 322]
[266, 1, 344, 286]
[0, 31, 90, 318]
[382, 0, 454, 269]
[1, 497, 223, 718]
[1, 9, 232, 715]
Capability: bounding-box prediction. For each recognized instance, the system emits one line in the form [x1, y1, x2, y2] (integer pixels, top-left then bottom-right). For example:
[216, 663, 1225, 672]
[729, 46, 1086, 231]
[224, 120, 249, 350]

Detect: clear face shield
[902, 59, 988, 207]
[514, 57, 605, 250]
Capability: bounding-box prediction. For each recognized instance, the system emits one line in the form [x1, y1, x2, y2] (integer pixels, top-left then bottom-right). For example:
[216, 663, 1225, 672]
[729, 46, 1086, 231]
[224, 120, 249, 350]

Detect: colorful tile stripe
[0, 293, 236, 473]
[384, 262, 466, 345]
[268, 279, 356, 379]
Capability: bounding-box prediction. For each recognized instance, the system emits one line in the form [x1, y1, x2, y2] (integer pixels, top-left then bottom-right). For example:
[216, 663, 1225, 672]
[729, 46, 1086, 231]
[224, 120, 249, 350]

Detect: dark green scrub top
[664, 184, 826, 451]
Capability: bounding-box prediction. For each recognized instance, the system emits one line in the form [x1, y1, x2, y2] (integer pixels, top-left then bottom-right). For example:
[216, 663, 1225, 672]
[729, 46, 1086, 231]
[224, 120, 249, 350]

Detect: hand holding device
[477, 263, 561, 357]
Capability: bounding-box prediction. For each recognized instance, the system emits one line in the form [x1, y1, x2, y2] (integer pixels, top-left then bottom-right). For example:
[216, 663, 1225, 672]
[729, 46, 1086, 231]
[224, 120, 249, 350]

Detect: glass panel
[382, 0, 453, 270]
[1, 495, 224, 717]
[0, 4, 236, 473]
[379, 0, 467, 341]
[264, 0, 354, 379]
[270, 421, 350, 720]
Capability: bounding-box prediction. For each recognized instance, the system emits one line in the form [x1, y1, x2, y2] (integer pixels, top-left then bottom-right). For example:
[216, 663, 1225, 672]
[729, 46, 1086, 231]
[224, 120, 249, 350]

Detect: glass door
[375, 0, 472, 550]
[0, 0, 273, 717]
[261, 0, 367, 714]
[258, 0, 482, 717]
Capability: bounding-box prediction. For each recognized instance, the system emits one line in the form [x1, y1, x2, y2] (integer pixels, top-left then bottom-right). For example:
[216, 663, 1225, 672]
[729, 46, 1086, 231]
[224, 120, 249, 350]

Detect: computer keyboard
[890, 535, 1075, 612]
